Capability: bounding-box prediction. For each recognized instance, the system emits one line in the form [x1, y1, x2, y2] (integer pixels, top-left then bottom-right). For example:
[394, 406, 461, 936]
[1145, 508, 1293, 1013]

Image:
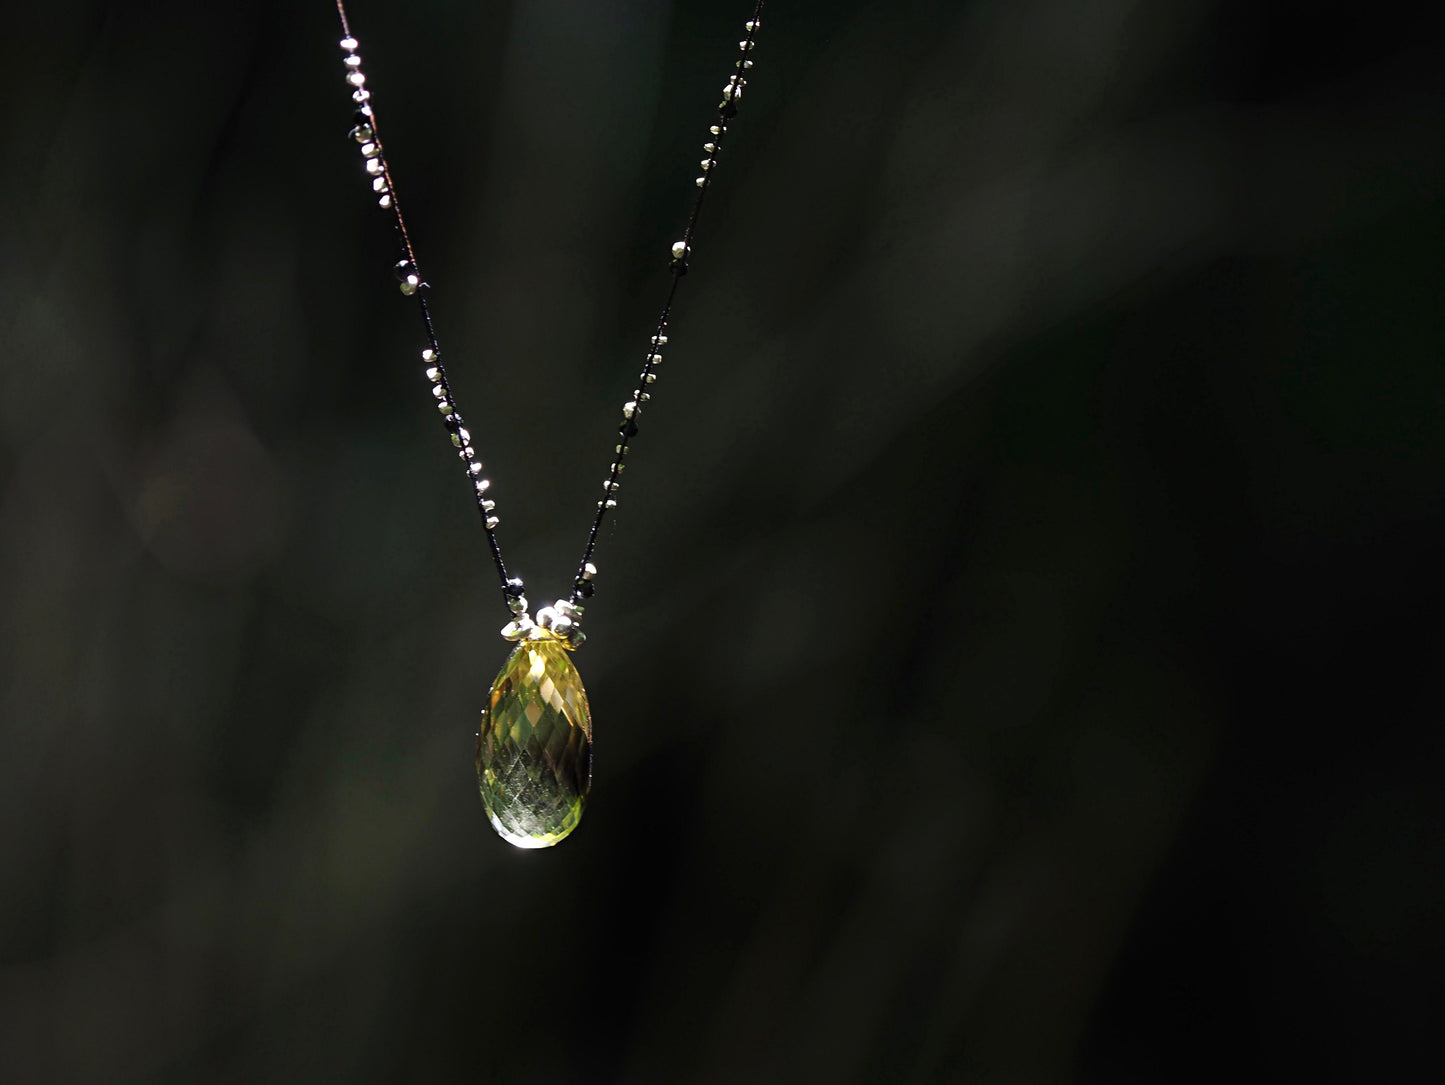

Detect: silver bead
[535, 606, 557, 630]
[639, 392, 651, 402]
[710, 125, 721, 135]
[647, 353, 663, 365]
[486, 514, 500, 528]
[457, 427, 470, 444]
[361, 142, 380, 157]
[739, 39, 755, 50]
[501, 616, 534, 641]
[352, 88, 370, 103]
[431, 383, 445, 398]
[459, 447, 475, 460]
[696, 177, 706, 188]
[438, 400, 453, 415]
[340, 36, 359, 50]
[671, 240, 689, 260]
[598, 498, 617, 509]
[704, 143, 716, 153]
[651, 334, 668, 346]
[555, 599, 584, 623]
[422, 348, 437, 362]
[508, 595, 528, 616]
[377, 193, 392, 209]
[581, 562, 597, 580]
[644, 373, 657, 383]
[481, 499, 495, 512]
[470, 466, 487, 481]
[366, 158, 383, 175]
[700, 159, 712, 170]
[344, 54, 363, 68]
[372, 176, 388, 192]
[622, 401, 637, 419]
[425, 366, 441, 382]
[745, 18, 760, 30]
[347, 71, 366, 87]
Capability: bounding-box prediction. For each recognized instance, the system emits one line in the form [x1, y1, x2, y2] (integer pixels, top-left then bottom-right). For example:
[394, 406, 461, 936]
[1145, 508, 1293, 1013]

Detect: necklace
[331, 1, 765, 848]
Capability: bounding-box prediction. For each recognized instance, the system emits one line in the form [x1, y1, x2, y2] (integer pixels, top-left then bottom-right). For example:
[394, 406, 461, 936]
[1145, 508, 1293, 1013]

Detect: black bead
[577, 580, 595, 598]
[720, 102, 739, 119]
[618, 419, 639, 438]
[503, 577, 526, 598]
[670, 259, 688, 276]
[393, 259, 414, 281]
[443, 413, 463, 431]
[352, 108, 372, 126]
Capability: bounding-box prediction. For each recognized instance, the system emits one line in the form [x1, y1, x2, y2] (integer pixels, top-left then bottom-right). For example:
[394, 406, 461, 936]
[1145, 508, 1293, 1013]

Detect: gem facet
[476, 639, 592, 848]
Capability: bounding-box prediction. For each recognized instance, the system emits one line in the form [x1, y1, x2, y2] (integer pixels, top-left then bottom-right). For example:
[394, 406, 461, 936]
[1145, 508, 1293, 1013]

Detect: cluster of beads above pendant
[501, 569, 592, 650]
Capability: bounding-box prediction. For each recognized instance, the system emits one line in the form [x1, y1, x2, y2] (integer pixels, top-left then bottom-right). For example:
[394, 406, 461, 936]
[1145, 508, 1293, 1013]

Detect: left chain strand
[334, 7, 526, 621]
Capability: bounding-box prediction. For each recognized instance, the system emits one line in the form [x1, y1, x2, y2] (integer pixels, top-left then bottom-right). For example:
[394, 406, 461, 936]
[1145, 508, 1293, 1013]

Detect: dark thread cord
[335, 0, 764, 618]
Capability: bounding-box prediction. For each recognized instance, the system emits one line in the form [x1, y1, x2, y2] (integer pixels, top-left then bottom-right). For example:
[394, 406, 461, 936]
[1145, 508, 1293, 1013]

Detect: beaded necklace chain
[331, 0, 765, 848]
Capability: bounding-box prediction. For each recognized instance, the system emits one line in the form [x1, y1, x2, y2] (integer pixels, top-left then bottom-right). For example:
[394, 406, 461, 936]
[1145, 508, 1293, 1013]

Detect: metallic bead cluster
[501, 598, 587, 651]
[340, 36, 398, 212]
[420, 345, 501, 529]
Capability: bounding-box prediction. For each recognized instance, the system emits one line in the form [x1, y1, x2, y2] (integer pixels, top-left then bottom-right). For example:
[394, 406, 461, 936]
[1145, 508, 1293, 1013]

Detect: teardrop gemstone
[475, 638, 593, 848]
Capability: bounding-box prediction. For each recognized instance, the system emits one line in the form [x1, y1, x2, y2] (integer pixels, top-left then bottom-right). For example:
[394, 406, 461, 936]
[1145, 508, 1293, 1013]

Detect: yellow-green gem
[476, 638, 593, 848]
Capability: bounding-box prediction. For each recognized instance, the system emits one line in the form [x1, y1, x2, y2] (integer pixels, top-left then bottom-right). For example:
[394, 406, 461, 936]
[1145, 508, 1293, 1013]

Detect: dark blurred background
[2, 0, 1443, 1081]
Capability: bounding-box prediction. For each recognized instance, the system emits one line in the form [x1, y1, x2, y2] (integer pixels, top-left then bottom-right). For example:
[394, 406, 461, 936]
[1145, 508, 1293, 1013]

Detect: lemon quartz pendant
[475, 636, 593, 848]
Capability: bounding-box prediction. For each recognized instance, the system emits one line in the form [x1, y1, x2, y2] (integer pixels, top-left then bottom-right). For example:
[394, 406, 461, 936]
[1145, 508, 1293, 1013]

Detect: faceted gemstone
[476, 638, 592, 848]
